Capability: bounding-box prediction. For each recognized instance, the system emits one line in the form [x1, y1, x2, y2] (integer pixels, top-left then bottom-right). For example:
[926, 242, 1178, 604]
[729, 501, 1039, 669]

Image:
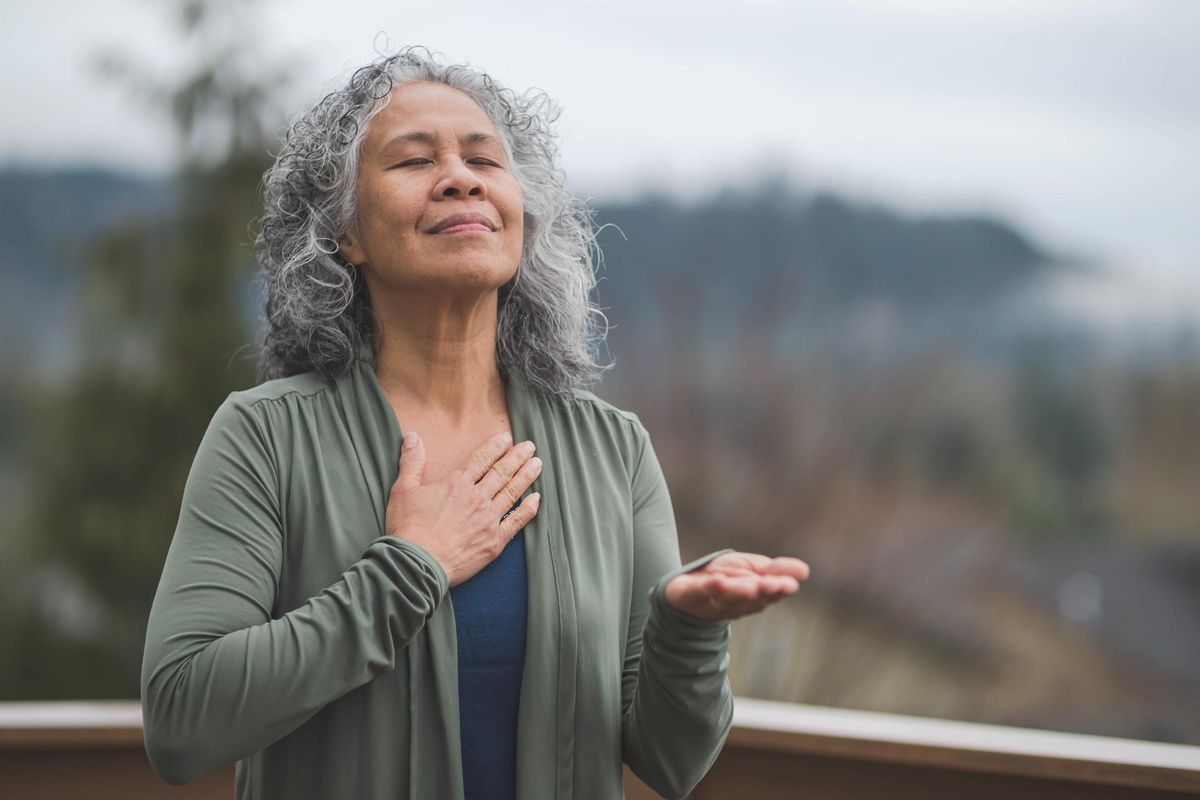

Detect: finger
[759, 574, 800, 593]
[732, 552, 776, 570]
[397, 431, 426, 488]
[668, 573, 789, 621]
[745, 574, 800, 598]
[711, 574, 759, 597]
[498, 491, 540, 540]
[477, 440, 537, 500]
[493, 454, 542, 514]
[711, 553, 811, 581]
[710, 575, 791, 614]
[738, 576, 799, 615]
[756, 557, 811, 581]
[464, 431, 516, 484]
[706, 552, 790, 578]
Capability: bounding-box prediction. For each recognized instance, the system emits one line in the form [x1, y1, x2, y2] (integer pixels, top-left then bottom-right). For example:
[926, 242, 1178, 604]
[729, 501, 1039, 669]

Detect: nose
[435, 156, 486, 199]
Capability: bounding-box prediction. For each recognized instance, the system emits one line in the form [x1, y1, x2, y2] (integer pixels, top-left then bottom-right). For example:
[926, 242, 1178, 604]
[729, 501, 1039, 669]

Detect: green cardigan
[140, 342, 735, 799]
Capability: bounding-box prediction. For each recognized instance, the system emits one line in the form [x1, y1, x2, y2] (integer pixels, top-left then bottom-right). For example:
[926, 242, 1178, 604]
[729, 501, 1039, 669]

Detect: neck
[370, 288, 506, 427]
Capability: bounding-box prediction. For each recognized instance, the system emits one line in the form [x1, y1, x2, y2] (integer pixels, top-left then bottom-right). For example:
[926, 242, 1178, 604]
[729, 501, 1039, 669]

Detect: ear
[337, 227, 365, 267]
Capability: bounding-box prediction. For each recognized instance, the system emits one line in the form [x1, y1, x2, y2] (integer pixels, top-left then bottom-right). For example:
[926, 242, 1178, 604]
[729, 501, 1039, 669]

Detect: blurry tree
[4, 0, 292, 698]
[1009, 331, 1112, 547]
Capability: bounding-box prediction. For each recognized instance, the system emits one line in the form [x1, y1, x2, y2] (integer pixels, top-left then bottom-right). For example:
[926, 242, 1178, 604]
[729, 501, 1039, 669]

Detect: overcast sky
[5, 0, 1199, 323]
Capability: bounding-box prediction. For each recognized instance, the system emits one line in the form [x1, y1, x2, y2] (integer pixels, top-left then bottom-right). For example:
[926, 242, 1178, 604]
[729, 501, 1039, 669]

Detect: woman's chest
[404, 418, 516, 486]
[270, 414, 636, 628]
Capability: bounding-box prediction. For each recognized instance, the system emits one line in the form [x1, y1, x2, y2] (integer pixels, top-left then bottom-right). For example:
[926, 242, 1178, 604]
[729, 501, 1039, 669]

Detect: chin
[440, 258, 519, 291]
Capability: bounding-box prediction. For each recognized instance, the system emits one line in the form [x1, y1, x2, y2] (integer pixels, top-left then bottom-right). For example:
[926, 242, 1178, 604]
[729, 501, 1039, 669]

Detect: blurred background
[2, 0, 1197, 749]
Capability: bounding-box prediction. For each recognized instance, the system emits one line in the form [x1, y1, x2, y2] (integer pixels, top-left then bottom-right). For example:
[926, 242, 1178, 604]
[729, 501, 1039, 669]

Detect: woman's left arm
[619, 419, 811, 799]
[619, 420, 736, 800]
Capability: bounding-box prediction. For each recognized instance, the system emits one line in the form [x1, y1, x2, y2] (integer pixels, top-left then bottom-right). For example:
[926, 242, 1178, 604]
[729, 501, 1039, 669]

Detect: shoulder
[566, 388, 644, 429]
[521, 379, 657, 480]
[228, 371, 334, 409]
[529, 380, 648, 442]
[206, 372, 334, 442]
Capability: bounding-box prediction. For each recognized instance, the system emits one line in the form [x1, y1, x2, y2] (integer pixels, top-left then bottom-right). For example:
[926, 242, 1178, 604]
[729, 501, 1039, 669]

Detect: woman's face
[338, 81, 524, 296]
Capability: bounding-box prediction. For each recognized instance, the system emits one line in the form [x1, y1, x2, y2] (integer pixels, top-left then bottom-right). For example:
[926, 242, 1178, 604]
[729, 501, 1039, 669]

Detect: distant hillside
[0, 165, 175, 282]
[591, 184, 1061, 369]
[0, 165, 1063, 374]
[0, 166, 176, 373]
[596, 186, 1049, 311]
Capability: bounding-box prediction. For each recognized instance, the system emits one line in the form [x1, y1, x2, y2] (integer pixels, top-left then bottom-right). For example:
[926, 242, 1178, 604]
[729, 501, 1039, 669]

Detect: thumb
[398, 431, 426, 487]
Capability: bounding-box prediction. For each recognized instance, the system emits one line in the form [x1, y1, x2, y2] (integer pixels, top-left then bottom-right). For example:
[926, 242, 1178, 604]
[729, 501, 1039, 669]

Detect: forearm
[621, 550, 736, 800]
[140, 536, 446, 785]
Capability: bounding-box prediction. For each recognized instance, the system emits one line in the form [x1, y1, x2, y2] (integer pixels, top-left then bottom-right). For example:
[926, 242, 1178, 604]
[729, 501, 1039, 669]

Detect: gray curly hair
[253, 45, 612, 399]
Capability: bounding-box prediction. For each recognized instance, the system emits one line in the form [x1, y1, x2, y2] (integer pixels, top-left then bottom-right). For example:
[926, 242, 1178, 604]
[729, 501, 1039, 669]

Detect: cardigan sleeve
[140, 393, 449, 786]
[619, 418, 736, 800]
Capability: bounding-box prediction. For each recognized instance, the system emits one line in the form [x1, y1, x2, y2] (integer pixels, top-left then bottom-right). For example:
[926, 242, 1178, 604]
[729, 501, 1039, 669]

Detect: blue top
[448, 500, 528, 800]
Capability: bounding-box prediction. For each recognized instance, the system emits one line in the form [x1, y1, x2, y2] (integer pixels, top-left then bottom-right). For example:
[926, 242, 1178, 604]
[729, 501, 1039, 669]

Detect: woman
[140, 45, 810, 800]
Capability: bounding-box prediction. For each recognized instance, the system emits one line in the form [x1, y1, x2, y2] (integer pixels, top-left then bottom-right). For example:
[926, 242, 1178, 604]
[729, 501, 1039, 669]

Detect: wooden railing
[669, 698, 1200, 799]
[1, 698, 1197, 798]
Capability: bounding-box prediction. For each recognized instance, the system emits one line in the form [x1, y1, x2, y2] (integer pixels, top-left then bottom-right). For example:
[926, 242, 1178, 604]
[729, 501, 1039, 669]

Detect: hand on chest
[404, 420, 518, 486]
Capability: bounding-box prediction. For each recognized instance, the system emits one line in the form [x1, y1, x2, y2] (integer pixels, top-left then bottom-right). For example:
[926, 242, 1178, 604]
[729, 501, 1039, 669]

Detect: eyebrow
[381, 130, 502, 150]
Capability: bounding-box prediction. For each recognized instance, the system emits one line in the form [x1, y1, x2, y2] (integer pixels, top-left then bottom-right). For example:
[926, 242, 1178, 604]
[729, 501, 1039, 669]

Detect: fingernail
[403, 432, 417, 449]
[531, 492, 541, 504]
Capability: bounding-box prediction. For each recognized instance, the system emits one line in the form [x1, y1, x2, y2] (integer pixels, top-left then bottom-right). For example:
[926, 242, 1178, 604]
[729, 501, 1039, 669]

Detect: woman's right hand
[385, 431, 542, 588]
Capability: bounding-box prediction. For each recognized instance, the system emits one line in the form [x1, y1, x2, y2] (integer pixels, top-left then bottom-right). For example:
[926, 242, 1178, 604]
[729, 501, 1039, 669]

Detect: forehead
[368, 81, 500, 144]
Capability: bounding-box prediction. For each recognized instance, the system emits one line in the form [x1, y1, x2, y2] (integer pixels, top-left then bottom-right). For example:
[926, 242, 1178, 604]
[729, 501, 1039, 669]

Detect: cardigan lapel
[342, 341, 405, 536]
[508, 368, 576, 800]
[343, 343, 574, 799]
[342, 344, 449, 797]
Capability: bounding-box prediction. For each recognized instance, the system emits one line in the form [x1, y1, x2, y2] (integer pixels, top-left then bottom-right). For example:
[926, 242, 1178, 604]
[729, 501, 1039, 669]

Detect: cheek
[364, 178, 420, 220]
[506, 203, 525, 247]
[366, 203, 424, 251]
[497, 175, 523, 220]
[506, 228, 524, 260]
[504, 211, 524, 253]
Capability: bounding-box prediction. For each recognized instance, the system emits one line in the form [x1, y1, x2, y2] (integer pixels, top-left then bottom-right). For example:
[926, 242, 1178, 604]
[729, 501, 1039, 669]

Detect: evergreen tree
[6, 0, 291, 698]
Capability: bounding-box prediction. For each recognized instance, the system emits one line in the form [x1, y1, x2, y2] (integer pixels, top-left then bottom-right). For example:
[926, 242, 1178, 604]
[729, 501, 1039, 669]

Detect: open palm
[664, 552, 810, 621]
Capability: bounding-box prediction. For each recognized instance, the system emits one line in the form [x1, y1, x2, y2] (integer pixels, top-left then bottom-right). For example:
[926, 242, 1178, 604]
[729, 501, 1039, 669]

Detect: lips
[428, 212, 496, 234]
[438, 222, 491, 234]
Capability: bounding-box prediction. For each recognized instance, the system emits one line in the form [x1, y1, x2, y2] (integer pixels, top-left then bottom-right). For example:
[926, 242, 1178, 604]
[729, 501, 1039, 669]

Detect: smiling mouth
[435, 223, 493, 234]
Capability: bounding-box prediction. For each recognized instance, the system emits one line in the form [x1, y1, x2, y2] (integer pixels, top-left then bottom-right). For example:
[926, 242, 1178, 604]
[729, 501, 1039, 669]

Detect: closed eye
[395, 158, 500, 168]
